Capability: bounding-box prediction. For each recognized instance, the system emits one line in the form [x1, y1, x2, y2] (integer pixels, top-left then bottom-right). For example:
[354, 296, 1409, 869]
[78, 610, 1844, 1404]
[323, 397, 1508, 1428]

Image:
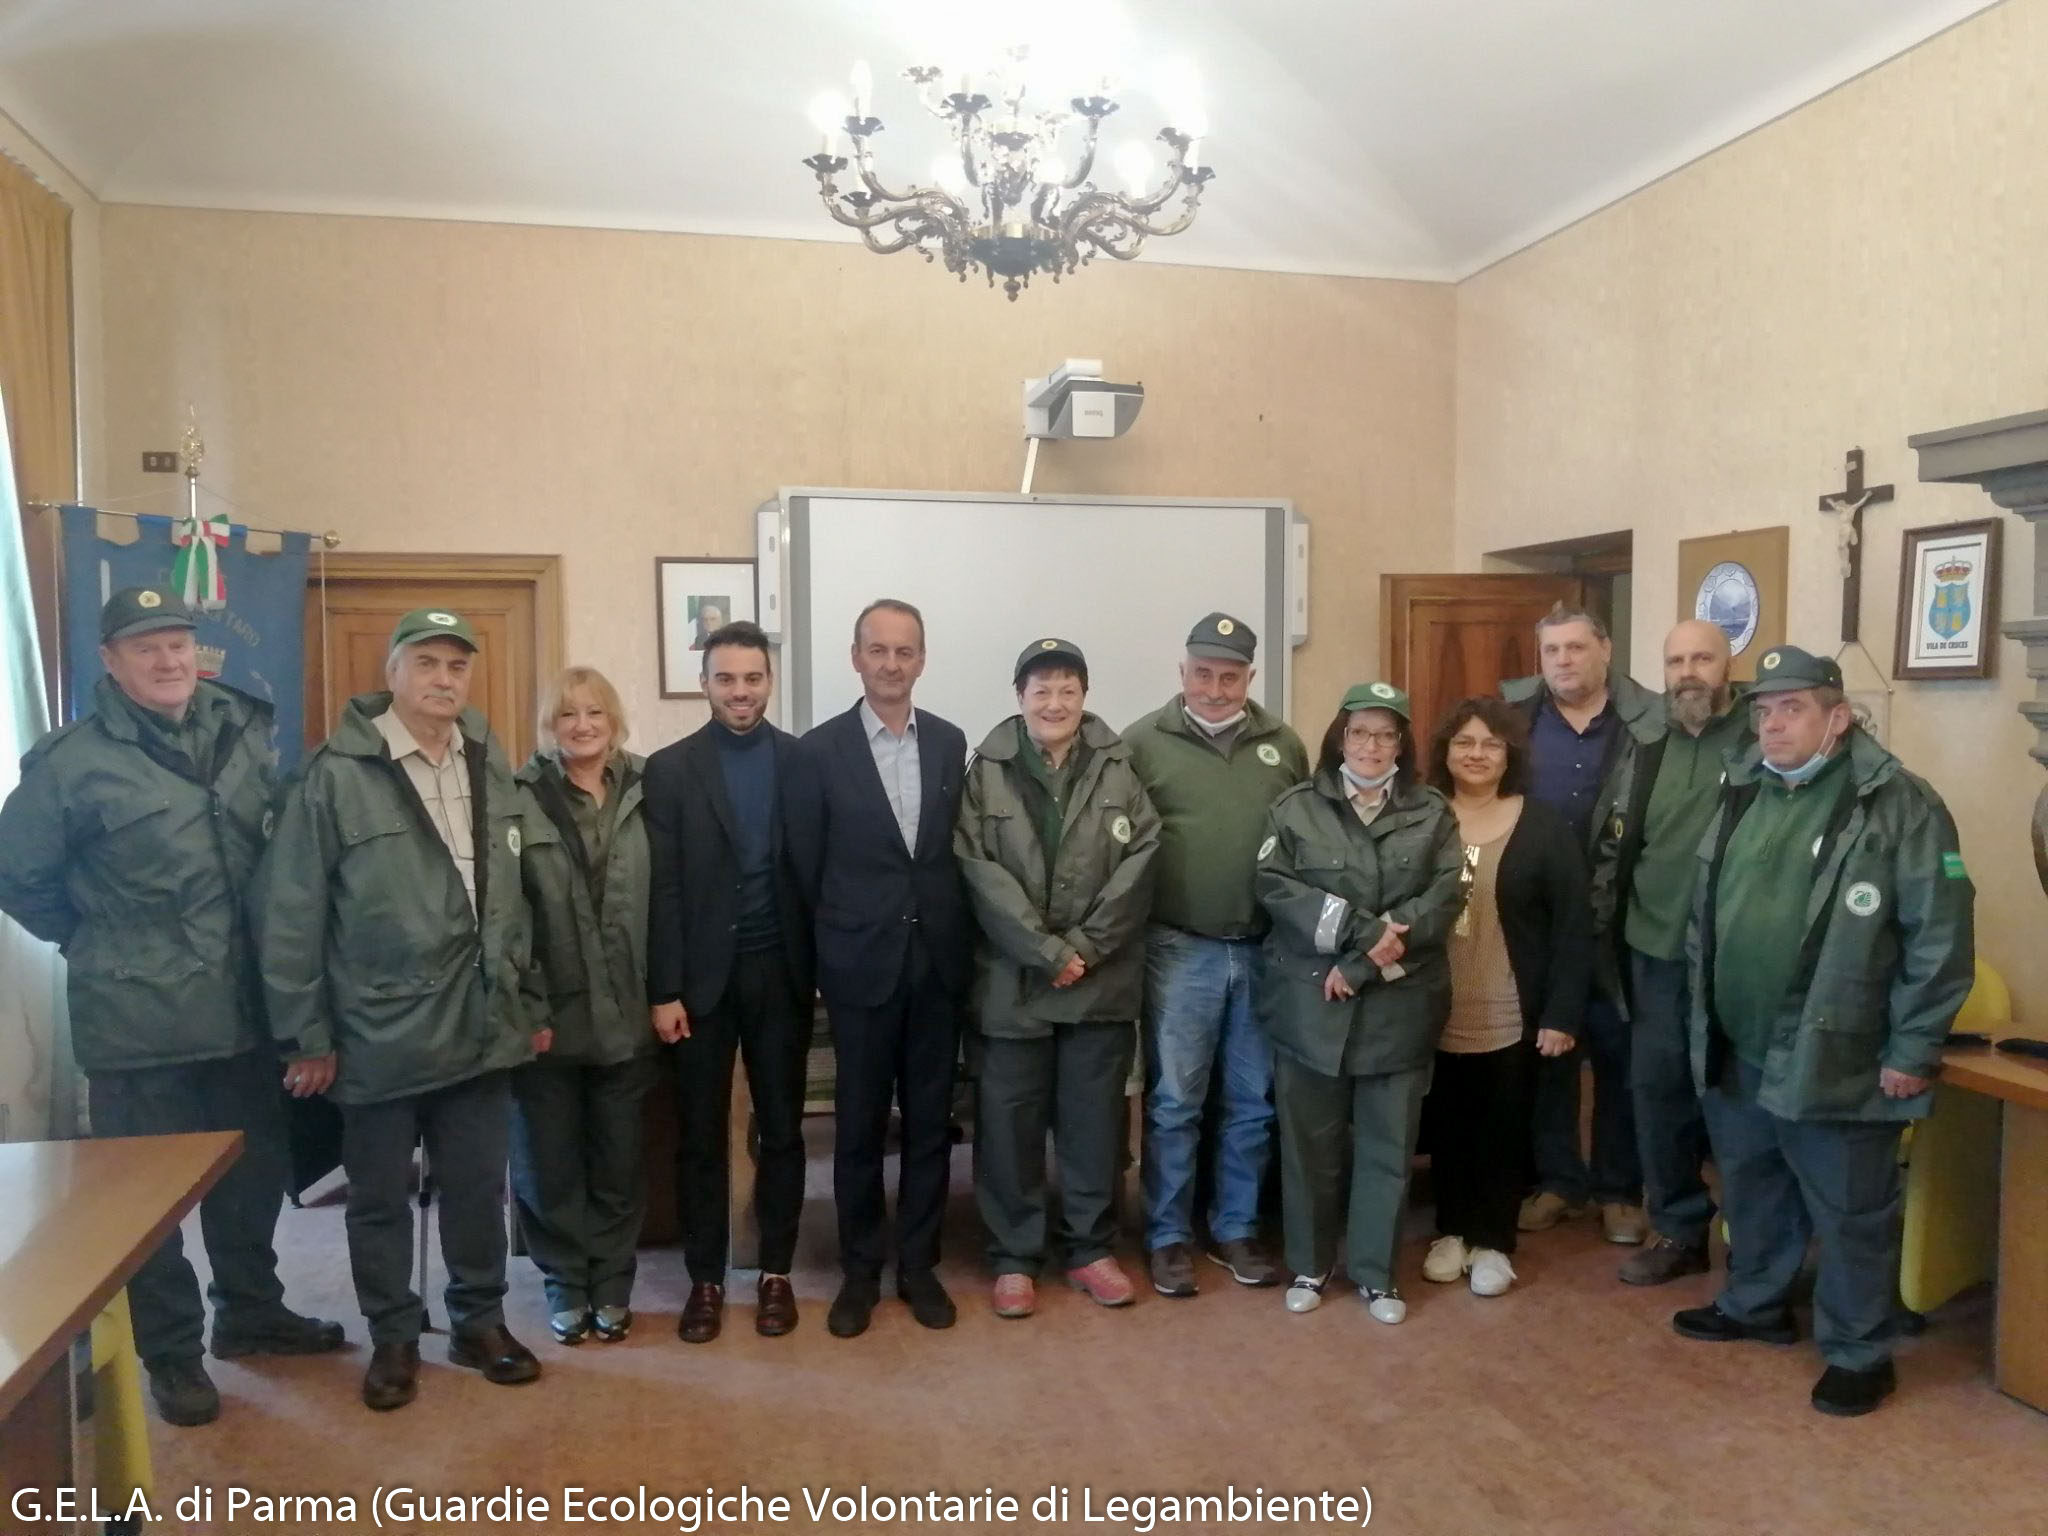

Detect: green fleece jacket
[1122, 696, 1308, 937]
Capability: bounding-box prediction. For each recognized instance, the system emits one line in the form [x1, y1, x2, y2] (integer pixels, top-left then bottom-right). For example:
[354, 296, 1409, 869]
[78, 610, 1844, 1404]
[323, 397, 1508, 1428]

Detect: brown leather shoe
[446, 1325, 540, 1385]
[362, 1341, 419, 1412]
[679, 1282, 724, 1344]
[756, 1275, 798, 1337]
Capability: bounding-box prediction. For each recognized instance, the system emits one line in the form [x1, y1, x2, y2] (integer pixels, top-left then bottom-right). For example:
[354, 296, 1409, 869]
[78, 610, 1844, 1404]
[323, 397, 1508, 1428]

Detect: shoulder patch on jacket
[1256, 742, 1282, 767]
[1942, 851, 1967, 880]
[1258, 834, 1278, 862]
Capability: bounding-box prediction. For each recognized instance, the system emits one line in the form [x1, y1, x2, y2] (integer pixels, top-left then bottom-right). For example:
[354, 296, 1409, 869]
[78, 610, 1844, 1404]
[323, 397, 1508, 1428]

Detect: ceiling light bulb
[849, 60, 873, 115]
[1114, 141, 1153, 193]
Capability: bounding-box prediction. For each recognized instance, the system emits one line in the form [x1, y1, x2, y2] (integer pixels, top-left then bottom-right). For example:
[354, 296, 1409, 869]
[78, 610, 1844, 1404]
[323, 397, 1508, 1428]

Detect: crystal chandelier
[802, 47, 1214, 300]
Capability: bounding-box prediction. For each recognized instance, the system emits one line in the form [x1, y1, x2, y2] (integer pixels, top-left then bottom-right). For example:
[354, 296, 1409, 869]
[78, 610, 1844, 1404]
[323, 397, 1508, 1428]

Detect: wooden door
[1381, 573, 1586, 739]
[304, 554, 561, 762]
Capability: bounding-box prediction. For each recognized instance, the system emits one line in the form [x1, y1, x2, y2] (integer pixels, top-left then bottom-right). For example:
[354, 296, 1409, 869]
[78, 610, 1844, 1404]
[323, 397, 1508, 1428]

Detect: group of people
[0, 587, 1973, 1429]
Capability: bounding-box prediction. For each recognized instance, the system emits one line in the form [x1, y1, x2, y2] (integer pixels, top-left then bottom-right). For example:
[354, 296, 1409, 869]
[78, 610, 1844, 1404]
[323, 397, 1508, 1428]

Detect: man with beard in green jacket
[0, 587, 343, 1427]
[253, 609, 545, 1412]
[1674, 646, 1974, 1417]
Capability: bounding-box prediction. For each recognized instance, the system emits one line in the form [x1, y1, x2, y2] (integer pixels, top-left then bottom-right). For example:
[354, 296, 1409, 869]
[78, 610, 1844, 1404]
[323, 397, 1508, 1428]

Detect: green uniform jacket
[953, 715, 1161, 1037]
[0, 678, 275, 1073]
[515, 751, 655, 1067]
[1588, 687, 1755, 1014]
[1254, 771, 1467, 1077]
[1687, 729, 1975, 1122]
[1122, 695, 1308, 938]
[251, 692, 537, 1105]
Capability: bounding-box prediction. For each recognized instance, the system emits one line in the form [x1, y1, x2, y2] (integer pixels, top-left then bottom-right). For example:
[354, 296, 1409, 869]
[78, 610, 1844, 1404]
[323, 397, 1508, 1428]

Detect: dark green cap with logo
[1340, 680, 1412, 720]
[1186, 611, 1256, 663]
[1014, 636, 1089, 689]
[388, 608, 479, 652]
[100, 586, 198, 643]
[1749, 644, 1842, 694]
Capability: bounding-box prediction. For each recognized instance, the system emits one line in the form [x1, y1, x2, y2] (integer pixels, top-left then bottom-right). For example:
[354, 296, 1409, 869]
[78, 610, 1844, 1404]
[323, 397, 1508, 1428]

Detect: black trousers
[340, 1069, 511, 1345]
[87, 1049, 290, 1368]
[674, 948, 814, 1282]
[975, 1022, 1135, 1276]
[829, 945, 961, 1279]
[510, 1052, 658, 1312]
[1432, 1041, 1536, 1255]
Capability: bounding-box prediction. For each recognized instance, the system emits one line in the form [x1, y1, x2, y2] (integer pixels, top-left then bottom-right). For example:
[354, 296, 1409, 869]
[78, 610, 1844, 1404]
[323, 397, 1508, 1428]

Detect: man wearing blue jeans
[1124, 614, 1308, 1297]
[1502, 605, 1653, 1245]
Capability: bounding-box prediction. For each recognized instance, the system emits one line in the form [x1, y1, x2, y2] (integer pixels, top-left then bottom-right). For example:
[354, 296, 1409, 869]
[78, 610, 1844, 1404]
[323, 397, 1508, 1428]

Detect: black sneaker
[1206, 1237, 1281, 1287]
[897, 1270, 957, 1330]
[211, 1307, 345, 1359]
[1812, 1360, 1896, 1417]
[1672, 1303, 1800, 1345]
[1149, 1242, 1198, 1298]
[148, 1357, 221, 1426]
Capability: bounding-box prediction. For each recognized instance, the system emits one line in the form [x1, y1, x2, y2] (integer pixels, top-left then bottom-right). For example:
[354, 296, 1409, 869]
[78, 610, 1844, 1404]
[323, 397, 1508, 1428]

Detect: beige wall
[0, 106, 102, 498]
[97, 207, 1455, 743]
[1456, 0, 2048, 1013]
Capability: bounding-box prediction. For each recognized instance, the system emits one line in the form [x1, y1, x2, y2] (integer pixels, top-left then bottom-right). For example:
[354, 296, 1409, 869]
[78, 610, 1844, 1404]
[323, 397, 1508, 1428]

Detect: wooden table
[1, 1133, 242, 1513]
[1938, 1045, 2048, 1414]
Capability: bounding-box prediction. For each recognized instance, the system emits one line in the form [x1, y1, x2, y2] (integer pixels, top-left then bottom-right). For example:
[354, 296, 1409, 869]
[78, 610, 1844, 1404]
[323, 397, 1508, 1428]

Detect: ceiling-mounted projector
[1023, 358, 1145, 440]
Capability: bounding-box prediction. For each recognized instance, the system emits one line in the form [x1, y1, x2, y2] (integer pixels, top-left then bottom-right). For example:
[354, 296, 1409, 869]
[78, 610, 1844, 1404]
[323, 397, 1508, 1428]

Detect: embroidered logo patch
[137, 590, 162, 609]
[1111, 814, 1132, 845]
[1040, 638, 1059, 650]
[261, 809, 276, 839]
[428, 610, 459, 626]
[1844, 881, 1881, 917]
[1257, 743, 1282, 766]
[1942, 851, 1968, 881]
[507, 824, 521, 856]
[1215, 619, 1236, 636]
[1369, 682, 1396, 699]
[1258, 835, 1278, 861]
[1761, 651, 1782, 671]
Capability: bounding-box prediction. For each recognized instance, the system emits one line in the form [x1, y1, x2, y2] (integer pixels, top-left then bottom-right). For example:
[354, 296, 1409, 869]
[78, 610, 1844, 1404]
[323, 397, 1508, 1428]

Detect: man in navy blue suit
[783, 598, 971, 1338]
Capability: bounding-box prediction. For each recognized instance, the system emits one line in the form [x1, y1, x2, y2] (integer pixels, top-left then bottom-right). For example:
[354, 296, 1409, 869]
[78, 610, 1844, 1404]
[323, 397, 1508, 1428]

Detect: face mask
[1770, 723, 1843, 787]
[1341, 762, 1398, 794]
[1185, 706, 1246, 736]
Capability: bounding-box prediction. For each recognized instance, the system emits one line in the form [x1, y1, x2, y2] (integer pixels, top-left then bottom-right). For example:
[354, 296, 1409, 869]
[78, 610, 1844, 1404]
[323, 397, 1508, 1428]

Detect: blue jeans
[1531, 993, 1641, 1206]
[1628, 949, 1714, 1245]
[1141, 926, 1274, 1250]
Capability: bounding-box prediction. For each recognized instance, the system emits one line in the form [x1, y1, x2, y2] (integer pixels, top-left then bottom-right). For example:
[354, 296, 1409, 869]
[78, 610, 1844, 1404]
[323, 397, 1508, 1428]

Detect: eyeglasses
[1448, 737, 1507, 755]
[1344, 728, 1403, 747]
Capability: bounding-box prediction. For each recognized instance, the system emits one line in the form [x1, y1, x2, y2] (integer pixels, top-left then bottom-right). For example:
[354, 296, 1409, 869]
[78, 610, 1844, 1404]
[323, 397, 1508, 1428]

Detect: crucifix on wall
[1818, 446, 1894, 643]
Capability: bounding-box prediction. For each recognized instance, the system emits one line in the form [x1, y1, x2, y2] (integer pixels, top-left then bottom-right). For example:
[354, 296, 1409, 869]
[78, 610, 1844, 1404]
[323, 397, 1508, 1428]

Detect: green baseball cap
[1186, 611, 1256, 663]
[1014, 636, 1089, 689]
[1749, 644, 1842, 694]
[1340, 680, 1411, 720]
[388, 607, 479, 652]
[101, 586, 198, 643]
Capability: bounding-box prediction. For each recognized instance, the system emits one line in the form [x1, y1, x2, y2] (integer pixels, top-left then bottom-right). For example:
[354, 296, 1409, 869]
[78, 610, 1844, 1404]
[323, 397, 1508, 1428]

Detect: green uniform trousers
[1274, 1052, 1431, 1290]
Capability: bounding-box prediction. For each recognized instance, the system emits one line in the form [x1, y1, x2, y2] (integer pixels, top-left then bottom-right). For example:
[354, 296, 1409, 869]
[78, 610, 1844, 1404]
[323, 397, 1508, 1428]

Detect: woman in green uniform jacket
[1254, 681, 1466, 1323]
[512, 667, 657, 1347]
[955, 640, 1161, 1319]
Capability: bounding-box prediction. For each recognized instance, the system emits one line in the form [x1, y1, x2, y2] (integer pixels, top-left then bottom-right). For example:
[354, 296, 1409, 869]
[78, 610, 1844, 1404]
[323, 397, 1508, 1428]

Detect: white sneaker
[1361, 1286, 1407, 1325]
[1468, 1249, 1517, 1297]
[1422, 1235, 1470, 1284]
[1284, 1275, 1326, 1314]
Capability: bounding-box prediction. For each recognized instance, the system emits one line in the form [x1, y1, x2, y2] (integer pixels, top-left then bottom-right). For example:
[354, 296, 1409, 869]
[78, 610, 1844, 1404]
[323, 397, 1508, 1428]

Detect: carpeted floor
[147, 1119, 2046, 1536]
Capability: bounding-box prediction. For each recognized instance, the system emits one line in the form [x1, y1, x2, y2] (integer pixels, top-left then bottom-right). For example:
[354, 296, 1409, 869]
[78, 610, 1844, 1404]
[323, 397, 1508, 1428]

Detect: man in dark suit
[783, 598, 971, 1338]
[646, 621, 815, 1341]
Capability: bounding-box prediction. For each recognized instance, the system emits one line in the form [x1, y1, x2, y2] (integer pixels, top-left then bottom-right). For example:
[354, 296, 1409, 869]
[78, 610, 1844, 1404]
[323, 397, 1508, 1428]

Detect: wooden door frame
[306, 551, 563, 741]
[1379, 572, 1587, 686]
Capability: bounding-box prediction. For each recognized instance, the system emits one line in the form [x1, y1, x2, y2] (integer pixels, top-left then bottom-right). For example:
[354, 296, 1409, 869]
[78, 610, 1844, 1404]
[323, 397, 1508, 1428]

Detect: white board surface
[785, 492, 1294, 745]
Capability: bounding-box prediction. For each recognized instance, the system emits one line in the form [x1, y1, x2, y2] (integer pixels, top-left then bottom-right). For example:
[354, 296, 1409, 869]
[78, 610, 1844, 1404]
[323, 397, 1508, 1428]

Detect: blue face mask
[1341, 762, 1398, 794]
[1769, 725, 1843, 787]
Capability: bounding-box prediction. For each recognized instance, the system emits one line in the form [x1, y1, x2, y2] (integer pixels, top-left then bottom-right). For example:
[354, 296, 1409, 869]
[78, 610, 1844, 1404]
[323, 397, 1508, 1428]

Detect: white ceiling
[0, 0, 2002, 280]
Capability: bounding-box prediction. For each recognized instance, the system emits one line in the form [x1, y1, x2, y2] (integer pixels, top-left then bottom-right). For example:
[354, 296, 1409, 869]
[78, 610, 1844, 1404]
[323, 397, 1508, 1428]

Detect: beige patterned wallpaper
[1456, 0, 2047, 1013]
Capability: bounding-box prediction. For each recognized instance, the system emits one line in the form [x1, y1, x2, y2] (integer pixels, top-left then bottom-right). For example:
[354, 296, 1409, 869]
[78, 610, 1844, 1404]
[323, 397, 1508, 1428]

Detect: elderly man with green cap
[253, 607, 545, 1412]
[0, 587, 343, 1427]
[956, 638, 1161, 1318]
[1123, 612, 1309, 1298]
[1674, 644, 1974, 1416]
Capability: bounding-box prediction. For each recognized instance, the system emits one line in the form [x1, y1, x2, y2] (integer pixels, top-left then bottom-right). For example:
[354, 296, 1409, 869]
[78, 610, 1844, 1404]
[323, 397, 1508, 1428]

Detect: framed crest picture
[1893, 519, 2000, 681]
[656, 557, 758, 698]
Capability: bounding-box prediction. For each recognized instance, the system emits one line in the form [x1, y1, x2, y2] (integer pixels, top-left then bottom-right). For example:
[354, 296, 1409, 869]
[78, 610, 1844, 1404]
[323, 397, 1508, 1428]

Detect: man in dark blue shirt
[1501, 606, 1661, 1246]
[645, 622, 814, 1344]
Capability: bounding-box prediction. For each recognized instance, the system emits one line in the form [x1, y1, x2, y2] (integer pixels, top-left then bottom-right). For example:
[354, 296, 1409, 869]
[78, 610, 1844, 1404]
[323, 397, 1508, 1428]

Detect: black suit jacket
[782, 702, 971, 1009]
[644, 721, 813, 1019]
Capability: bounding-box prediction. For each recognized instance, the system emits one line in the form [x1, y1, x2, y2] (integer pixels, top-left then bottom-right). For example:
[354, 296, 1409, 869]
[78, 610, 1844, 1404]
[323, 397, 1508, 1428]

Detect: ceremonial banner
[60, 505, 312, 771]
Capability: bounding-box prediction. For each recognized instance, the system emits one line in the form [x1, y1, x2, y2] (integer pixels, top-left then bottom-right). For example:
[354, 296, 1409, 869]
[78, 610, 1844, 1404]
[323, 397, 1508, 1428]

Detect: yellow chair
[1898, 957, 2008, 1313]
[88, 1291, 153, 1514]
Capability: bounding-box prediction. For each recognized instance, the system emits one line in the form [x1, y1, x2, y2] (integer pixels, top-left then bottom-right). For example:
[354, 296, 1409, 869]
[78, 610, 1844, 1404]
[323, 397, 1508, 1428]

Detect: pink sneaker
[1065, 1257, 1137, 1308]
[992, 1274, 1036, 1319]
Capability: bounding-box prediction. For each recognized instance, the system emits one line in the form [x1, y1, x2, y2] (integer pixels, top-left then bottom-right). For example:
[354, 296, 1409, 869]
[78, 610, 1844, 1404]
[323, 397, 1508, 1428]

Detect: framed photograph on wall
[1893, 519, 2001, 682]
[656, 557, 757, 698]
